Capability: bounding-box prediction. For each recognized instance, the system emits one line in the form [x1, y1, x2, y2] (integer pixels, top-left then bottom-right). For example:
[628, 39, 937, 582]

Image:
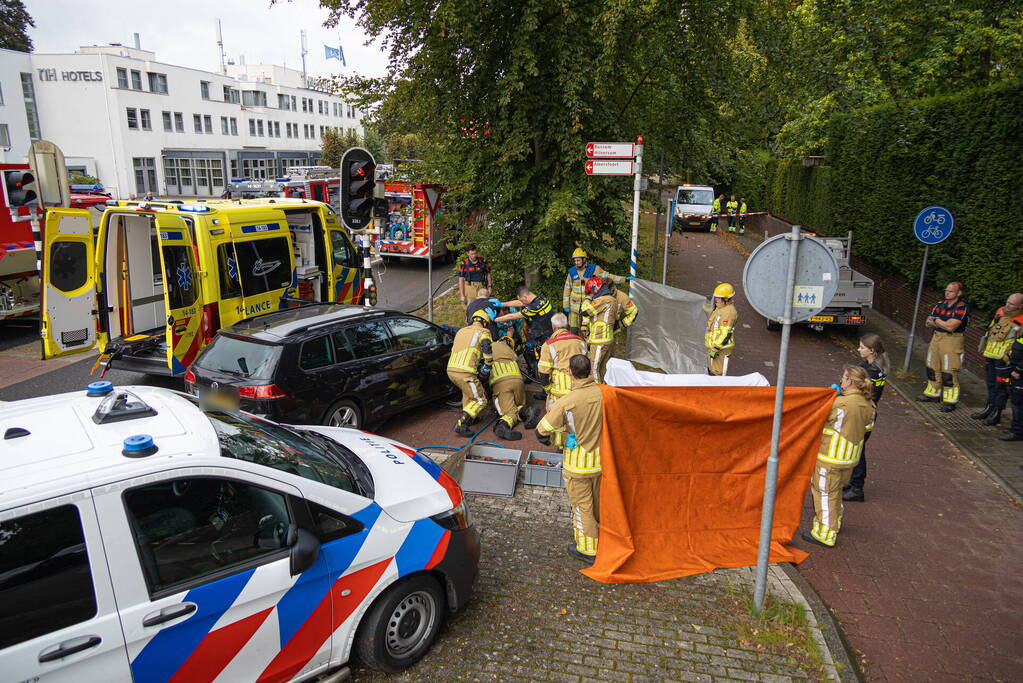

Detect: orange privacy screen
[582, 385, 834, 584]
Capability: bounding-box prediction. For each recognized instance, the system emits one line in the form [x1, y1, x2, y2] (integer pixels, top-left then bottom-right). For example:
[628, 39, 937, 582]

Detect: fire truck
[378, 176, 448, 261]
[0, 163, 40, 321]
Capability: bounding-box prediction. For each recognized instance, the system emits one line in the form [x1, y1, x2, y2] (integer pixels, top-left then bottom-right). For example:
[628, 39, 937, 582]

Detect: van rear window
[196, 334, 281, 379]
[234, 237, 292, 296]
[677, 188, 714, 205]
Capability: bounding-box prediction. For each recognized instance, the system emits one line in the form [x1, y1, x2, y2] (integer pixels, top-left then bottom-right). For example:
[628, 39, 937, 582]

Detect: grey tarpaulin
[627, 278, 709, 374]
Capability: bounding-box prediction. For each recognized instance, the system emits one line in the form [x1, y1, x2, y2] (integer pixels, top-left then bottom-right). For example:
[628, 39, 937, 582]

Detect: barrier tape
[626, 209, 770, 218]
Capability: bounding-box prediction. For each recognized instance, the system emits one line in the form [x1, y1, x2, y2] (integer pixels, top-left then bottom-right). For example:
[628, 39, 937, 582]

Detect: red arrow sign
[585, 159, 634, 175]
[585, 142, 635, 159]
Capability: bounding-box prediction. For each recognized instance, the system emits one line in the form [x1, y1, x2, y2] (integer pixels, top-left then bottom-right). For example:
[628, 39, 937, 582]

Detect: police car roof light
[122, 434, 159, 458]
[92, 389, 159, 425]
[87, 381, 114, 397]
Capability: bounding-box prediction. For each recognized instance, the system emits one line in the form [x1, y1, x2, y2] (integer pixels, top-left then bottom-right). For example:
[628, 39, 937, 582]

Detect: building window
[248, 119, 256, 136]
[200, 80, 210, 100]
[140, 109, 152, 131]
[204, 115, 213, 134]
[0, 124, 9, 148]
[133, 157, 157, 195]
[224, 85, 240, 104]
[291, 95, 296, 110]
[257, 120, 264, 136]
[193, 114, 202, 133]
[20, 73, 41, 141]
[229, 117, 238, 135]
[278, 93, 290, 110]
[241, 158, 273, 180]
[162, 111, 172, 131]
[148, 72, 168, 94]
[127, 107, 139, 130]
[174, 112, 184, 132]
[221, 116, 229, 134]
[116, 67, 128, 89]
[130, 69, 143, 90]
[242, 90, 267, 107]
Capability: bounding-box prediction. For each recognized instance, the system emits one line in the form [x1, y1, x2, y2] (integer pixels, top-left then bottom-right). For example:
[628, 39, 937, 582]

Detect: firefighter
[457, 244, 492, 307]
[705, 283, 738, 376]
[999, 337, 1023, 441]
[843, 334, 890, 502]
[562, 248, 626, 335]
[802, 365, 876, 548]
[917, 282, 970, 412]
[536, 354, 604, 563]
[489, 334, 539, 441]
[725, 195, 739, 233]
[538, 313, 588, 411]
[607, 277, 639, 332]
[446, 309, 494, 436]
[738, 198, 748, 234]
[971, 293, 1023, 427]
[581, 276, 618, 383]
[711, 194, 723, 232]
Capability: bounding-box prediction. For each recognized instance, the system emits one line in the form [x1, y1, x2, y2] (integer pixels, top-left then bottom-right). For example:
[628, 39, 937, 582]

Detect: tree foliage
[0, 0, 34, 52]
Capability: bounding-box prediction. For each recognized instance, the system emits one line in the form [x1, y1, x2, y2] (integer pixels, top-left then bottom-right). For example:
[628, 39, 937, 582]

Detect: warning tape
[623, 210, 770, 217]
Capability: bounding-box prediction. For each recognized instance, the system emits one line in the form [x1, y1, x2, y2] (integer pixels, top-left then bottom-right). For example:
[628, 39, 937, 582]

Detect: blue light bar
[178, 205, 211, 213]
[71, 184, 104, 191]
[275, 178, 289, 182]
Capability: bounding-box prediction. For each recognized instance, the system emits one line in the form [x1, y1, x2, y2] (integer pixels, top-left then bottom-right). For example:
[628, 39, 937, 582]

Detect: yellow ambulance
[40, 198, 369, 375]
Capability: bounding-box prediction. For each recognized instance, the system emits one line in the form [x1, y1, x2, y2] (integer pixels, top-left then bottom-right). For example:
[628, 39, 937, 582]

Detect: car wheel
[356, 574, 445, 673]
[324, 399, 362, 429]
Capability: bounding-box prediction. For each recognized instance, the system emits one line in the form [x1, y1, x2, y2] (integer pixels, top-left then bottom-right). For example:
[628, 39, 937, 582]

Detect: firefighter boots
[493, 421, 522, 441]
[971, 405, 993, 420]
[566, 543, 595, 564]
[453, 412, 474, 437]
[518, 405, 540, 429]
[984, 409, 1002, 426]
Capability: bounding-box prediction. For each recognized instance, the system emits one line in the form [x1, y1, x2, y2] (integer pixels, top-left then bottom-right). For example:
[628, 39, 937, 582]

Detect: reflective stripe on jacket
[489, 339, 521, 383]
[538, 329, 587, 396]
[817, 391, 875, 466]
[447, 322, 492, 374]
[582, 294, 617, 344]
[614, 289, 638, 328]
[705, 302, 737, 350]
[536, 377, 603, 474]
[982, 308, 1023, 359]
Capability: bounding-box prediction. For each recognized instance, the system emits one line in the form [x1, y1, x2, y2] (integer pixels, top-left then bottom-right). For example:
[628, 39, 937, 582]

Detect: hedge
[753, 81, 1023, 311]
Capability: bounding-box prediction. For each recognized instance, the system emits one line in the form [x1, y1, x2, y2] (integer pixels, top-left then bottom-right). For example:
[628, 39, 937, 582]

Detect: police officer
[705, 283, 738, 376]
[711, 194, 723, 232]
[917, 282, 970, 412]
[446, 309, 494, 435]
[581, 276, 618, 383]
[999, 337, 1023, 441]
[496, 285, 556, 379]
[725, 195, 739, 233]
[971, 293, 1023, 427]
[489, 335, 539, 440]
[536, 354, 604, 563]
[538, 313, 588, 412]
[738, 198, 748, 234]
[802, 365, 876, 548]
[562, 248, 626, 335]
[457, 244, 492, 307]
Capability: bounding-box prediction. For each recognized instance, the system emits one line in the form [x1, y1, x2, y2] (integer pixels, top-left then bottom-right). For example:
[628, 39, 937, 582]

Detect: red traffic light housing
[3, 170, 38, 208]
[340, 147, 376, 231]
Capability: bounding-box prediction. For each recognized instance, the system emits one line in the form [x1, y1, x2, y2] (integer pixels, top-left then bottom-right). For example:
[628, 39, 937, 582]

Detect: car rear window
[196, 334, 281, 379]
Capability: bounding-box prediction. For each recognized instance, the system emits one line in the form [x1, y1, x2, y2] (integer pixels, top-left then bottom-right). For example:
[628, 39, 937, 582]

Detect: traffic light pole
[629, 136, 643, 281]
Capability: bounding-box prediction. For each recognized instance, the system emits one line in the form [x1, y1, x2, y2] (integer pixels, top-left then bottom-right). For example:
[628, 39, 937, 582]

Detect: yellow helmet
[572, 247, 588, 259]
[471, 309, 494, 324]
[713, 282, 736, 299]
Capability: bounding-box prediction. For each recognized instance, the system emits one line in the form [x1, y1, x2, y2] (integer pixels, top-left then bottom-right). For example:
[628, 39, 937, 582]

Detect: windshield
[676, 188, 714, 205]
[196, 334, 281, 379]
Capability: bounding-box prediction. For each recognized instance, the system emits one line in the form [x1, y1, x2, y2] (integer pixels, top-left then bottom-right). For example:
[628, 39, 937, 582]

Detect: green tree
[0, 0, 34, 52]
[319, 127, 364, 167]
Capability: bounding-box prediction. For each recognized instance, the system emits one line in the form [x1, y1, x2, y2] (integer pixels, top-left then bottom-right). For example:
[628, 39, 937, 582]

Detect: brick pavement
[668, 226, 1023, 681]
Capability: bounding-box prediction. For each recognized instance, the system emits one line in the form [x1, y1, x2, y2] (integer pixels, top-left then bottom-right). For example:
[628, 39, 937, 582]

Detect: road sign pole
[427, 221, 434, 322]
[662, 199, 674, 285]
[629, 136, 643, 279]
[902, 243, 930, 373]
[753, 225, 802, 614]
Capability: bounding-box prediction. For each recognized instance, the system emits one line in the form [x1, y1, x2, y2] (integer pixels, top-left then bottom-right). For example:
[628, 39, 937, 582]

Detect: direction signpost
[585, 142, 635, 158]
[902, 206, 955, 373]
[584, 137, 644, 279]
[742, 227, 839, 613]
[584, 159, 634, 176]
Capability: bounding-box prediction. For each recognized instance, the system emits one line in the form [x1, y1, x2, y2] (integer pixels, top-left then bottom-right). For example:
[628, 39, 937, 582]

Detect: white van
[673, 184, 716, 231]
[0, 383, 479, 681]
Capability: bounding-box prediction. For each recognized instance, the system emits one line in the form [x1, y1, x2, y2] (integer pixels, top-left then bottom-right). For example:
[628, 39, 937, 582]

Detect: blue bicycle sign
[913, 206, 954, 245]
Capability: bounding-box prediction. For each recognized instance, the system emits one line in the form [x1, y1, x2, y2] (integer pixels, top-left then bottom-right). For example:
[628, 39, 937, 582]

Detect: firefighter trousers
[447, 370, 487, 418]
[984, 358, 1012, 410]
[810, 459, 855, 546]
[492, 378, 525, 427]
[588, 342, 611, 383]
[564, 470, 601, 557]
[924, 332, 964, 404]
[707, 349, 732, 376]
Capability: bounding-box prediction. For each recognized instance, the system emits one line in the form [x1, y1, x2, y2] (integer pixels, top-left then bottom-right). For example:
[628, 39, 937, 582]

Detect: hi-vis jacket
[537, 377, 604, 475]
[613, 289, 638, 328]
[489, 337, 522, 385]
[447, 321, 493, 375]
[563, 264, 623, 315]
[981, 307, 1023, 359]
[725, 200, 739, 214]
[581, 294, 618, 344]
[817, 390, 875, 467]
[538, 329, 588, 397]
[705, 302, 737, 351]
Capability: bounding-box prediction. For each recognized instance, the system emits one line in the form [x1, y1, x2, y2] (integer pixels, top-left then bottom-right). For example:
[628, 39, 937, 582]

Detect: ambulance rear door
[155, 214, 203, 374]
[41, 208, 99, 358]
[228, 216, 295, 319]
[321, 205, 363, 303]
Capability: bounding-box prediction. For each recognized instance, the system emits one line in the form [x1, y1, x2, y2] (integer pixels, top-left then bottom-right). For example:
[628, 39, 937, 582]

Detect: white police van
[0, 383, 479, 682]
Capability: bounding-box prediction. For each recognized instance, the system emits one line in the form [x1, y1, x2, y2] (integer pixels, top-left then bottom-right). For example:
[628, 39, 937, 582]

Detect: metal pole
[629, 136, 644, 280]
[662, 199, 673, 285]
[427, 210, 434, 322]
[902, 244, 930, 373]
[753, 224, 802, 614]
[651, 148, 664, 277]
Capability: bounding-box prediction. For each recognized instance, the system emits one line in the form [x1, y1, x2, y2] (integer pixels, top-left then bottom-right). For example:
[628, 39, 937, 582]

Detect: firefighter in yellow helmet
[536, 353, 604, 563]
[803, 365, 876, 548]
[581, 276, 618, 383]
[489, 334, 539, 440]
[446, 309, 494, 436]
[705, 282, 738, 376]
[538, 312, 588, 412]
[562, 247, 627, 335]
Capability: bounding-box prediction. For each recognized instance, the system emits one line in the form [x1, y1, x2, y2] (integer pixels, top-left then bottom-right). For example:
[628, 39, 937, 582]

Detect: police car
[0, 382, 479, 682]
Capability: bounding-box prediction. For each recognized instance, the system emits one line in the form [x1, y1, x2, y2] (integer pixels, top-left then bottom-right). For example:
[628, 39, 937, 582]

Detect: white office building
[0, 43, 363, 197]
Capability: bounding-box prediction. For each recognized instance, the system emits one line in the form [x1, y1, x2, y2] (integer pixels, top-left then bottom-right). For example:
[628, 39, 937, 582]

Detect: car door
[92, 470, 333, 683]
[385, 316, 450, 402]
[155, 215, 203, 374]
[1, 498, 130, 682]
[320, 208, 363, 304]
[333, 320, 412, 422]
[290, 333, 343, 425]
[40, 208, 99, 359]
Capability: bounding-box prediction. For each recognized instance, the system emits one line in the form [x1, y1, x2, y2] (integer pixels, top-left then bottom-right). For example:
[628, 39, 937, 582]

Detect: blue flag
[324, 45, 346, 66]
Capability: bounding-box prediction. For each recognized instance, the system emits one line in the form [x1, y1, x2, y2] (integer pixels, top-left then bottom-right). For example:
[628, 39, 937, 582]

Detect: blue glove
[626, 275, 635, 281]
[829, 383, 841, 394]
[563, 307, 571, 313]
[481, 365, 491, 375]
[565, 433, 578, 449]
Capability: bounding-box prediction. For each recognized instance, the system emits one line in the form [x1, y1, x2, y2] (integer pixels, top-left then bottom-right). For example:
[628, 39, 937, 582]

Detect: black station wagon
[186, 303, 455, 428]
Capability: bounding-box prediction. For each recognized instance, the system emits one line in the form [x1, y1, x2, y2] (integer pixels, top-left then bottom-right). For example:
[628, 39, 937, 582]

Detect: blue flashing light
[178, 205, 211, 213]
[212, 218, 220, 225]
[275, 178, 289, 182]
[230, 178, 245, 183]
[71, 184, 104, 191]
[87, 381, 114, 397]
[122, 434, 158, 457]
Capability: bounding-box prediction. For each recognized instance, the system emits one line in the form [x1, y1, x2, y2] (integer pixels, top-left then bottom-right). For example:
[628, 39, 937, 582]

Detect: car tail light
[238, 384, 287, 400]
[184, 369, 196, 384]
[201, 303, 221, 343]
[848, 316, 864, 324]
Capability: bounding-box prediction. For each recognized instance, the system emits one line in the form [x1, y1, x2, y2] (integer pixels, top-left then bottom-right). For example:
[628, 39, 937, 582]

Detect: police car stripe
[394, 518, 448, 577]
[168, 606, 274, 683]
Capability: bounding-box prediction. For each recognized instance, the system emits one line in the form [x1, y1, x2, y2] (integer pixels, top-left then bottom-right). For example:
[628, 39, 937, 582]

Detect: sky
[25, 0, 391, 79]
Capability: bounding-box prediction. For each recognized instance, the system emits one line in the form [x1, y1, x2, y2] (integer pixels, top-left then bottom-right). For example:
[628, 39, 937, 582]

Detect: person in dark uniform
[999, 338, 1023, 441]
[464, 288, 501, 338]
[843, 333, 889, 502]
[457, 245, 492, 307]
[496, 285, 555, 381]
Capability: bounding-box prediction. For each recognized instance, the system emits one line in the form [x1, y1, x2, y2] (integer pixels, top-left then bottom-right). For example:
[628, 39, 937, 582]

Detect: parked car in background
[186, 303, 456, 428]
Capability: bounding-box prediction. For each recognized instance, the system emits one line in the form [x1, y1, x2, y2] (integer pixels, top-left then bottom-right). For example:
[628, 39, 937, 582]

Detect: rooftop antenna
[300, 29, 308, 87]
[216, 19, 227, 74]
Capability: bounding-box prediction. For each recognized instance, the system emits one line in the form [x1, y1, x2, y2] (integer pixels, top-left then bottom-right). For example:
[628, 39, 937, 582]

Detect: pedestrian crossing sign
[793, 285, 824, 307]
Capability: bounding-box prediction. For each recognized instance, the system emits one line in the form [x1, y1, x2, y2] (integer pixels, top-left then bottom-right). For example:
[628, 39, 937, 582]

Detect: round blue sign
[913, 206, 954, 245]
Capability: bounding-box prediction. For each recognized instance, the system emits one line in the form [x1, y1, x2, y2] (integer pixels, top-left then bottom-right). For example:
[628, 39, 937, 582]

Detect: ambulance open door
[154, 215, 203, 374]
[324, 225, 363, 303]
[41, 208, 99, 359]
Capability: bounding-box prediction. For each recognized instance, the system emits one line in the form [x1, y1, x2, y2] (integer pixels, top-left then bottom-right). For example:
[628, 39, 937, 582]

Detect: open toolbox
[523, 450, 565, 488]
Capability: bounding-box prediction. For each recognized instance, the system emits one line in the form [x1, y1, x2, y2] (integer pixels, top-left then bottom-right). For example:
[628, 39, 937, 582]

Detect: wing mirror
[286, 523, 321, 576]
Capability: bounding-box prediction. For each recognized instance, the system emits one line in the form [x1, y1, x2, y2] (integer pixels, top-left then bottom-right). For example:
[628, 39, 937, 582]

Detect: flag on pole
[324, 45, 346, 66]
